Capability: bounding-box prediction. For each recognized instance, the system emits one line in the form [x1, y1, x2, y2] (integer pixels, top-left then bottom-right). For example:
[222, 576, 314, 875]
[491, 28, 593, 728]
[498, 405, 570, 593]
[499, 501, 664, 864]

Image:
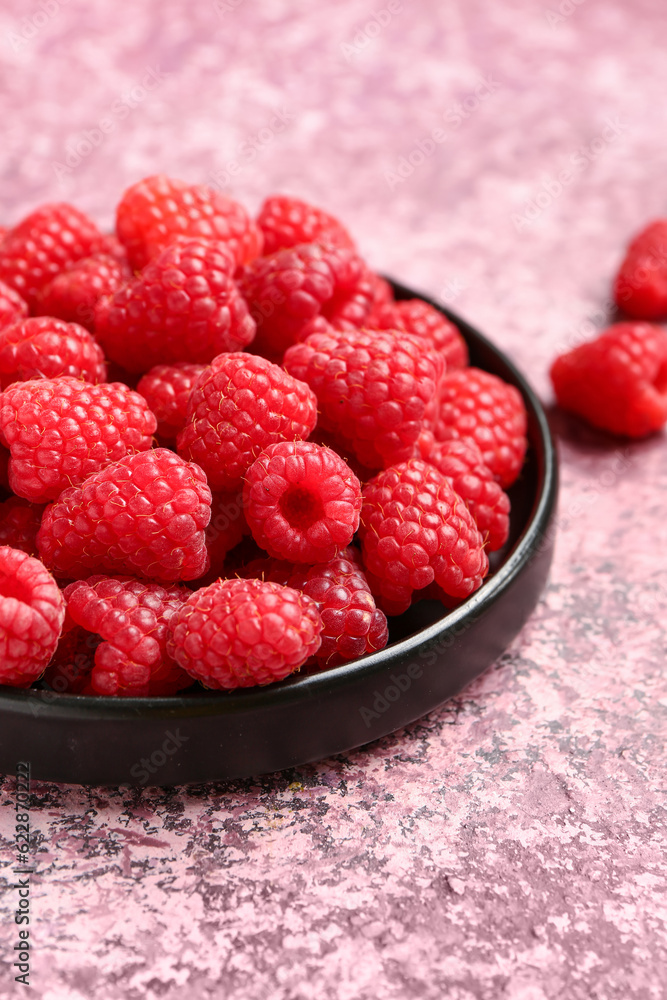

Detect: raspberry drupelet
[256, 195, 355, 255]
[284, 325, 444, 470]
[176, 352, 318, 492]
[167, 577, 322, 689]
[243, 440, 362, 564]
[0, 545, 65, 687]
[0, 377, 157, 503]
[359, 459, 489, 615]
[115, 173, 263, 270]
[137, 362, 206, 443]
[94, 238, 256, 373]
[37, 448, 212, 582]
[0, 316, 107, 390]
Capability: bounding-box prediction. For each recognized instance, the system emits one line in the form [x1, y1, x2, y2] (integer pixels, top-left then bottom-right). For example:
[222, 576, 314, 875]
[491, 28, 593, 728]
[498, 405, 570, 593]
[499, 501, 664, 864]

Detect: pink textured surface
[1, 1, 667, 997]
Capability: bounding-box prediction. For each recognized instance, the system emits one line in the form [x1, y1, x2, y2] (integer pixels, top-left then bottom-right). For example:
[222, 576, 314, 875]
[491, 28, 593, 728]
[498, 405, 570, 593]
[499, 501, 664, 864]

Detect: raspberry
[0, 497, 44, 556]
[177, 352, 318, 491]
[0, 377, 156, 503]
[43, 626, 97, 695]
[244, 440, 362, 564]
[38, 253, 131, 330]
[61, 576, 193, 696]
[167, 577, 322, 689]
[433, 368, 527, 488]
[372, 299, 469, 370]
[116, 174, 262, 270]
[203, 489, 250, 580]
[137, 362, 206, 442]
[359, 459, 489, 615]
[613, 220, 667, 320]
[94, 238, 255, 373]
[284, 326, 444, 469]
[550, 322, 667, 437]
[245, 554, 388, 667]
[425, 439, 510, 551]
[256, 195, 355, 255]
[368, 273, 394, 312]
[0, 279, 28, 329]
[238, 242, 375, 359]
[0, 545, 65, 687]
[0, 203, 103, 310]
[0, 317, 107, 390]
[37, 449, 212, 582]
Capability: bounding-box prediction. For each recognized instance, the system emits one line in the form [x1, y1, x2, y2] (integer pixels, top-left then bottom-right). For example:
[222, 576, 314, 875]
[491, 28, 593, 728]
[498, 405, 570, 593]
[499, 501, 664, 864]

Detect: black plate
[0, 284, 558, 786]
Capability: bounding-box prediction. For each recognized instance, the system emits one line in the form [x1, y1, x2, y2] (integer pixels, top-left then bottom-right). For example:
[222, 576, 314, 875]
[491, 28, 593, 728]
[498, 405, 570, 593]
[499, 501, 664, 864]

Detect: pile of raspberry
[0, 175, 528, 697]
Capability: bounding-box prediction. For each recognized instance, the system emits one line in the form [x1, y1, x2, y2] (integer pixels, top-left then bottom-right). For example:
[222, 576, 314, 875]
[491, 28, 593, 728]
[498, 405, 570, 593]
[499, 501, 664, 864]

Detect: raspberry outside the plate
[0, 377, 157, 503]
[0, 316, 107, 390]
[243, 440, 362, 564]
[176, 352, 318, 491]
[613, 220, 667, 320]
[0, 545, 65, 687]
[37, 448, 212, 582]
[95, 238, 256, 373]
[550, 321, 667, 437]
[167, 577, 322, 689]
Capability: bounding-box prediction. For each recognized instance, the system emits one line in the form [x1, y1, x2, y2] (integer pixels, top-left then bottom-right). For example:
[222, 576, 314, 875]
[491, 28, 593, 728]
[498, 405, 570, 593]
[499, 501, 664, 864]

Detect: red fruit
[0, 497, 44, 555]
[359, 459, 489, 615]
[368, 273, 394, 312]
[37, 449, 212, 582]
[550, 321, 667, 437]
[137, 362, 206, 442]
[0, 279, 28, 329]
[371, 298, 469, 370]
[0, 377, 156, 503]
[425, 438, 510, 551]
[177, 352, 318, 491]
[0, 545, 65, 687]
[433, 368, 527, 488]
[0, 316, 107, 390]
[244, 440, 362, 564]
[44, 625, 98, 695]
[202, 489, 250, 581]
[613, 221, 667, 320]
[116, 173, 262, 270]
[94, 238, 255, 373]
[0, 445, 9, 491]
[167, 577, 322, 689]
[238, 242, 375, 359]
[61, 576, 193, 696]
[284, 326, 444, 470]
[0, 203, 103, 310]
[38, 253, 131, 330]
[256, 195, 355, 255]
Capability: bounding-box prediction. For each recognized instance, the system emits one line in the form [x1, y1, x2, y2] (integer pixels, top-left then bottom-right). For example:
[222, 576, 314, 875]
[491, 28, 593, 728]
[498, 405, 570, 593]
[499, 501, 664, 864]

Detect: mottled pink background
[1, 1, 666, 997]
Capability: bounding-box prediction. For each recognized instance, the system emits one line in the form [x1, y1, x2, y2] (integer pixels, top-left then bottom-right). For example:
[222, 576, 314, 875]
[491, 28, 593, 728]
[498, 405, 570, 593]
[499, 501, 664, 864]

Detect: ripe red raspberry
[37, 449, 212, 582]
[371, 299, 469, 370]
[359, 459, 489, 615]
[137, 362, 206, 442]
[116, 174, 262, 270]
[0, 545, 65, 686]
[0, 279, 28, 329]
[613, 220, 667, 320]
[167, 577, 322, 689]
[94, 238, 255, 373]
[0, 497, 44, 556]
[43, 626, 97, 695]
[244, 440, 362, 564]
[550, 322, 667, 437]
[368, 273, 394, 313]
[38, 253, 131, 330]
[0, 317, 107, 390]
[0, 377, 156, 503]
[425, 439, 510, 551]
[238, 242, 375, 359]
[61, 576, 193, 696]
[203, 489, 250, 580]
[256, 195, 355, 256]
[177, 352, 318, 491]
[0, 203, 103, 310]
[433, 368, 527, 488]
[284, 326, 444, 469]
